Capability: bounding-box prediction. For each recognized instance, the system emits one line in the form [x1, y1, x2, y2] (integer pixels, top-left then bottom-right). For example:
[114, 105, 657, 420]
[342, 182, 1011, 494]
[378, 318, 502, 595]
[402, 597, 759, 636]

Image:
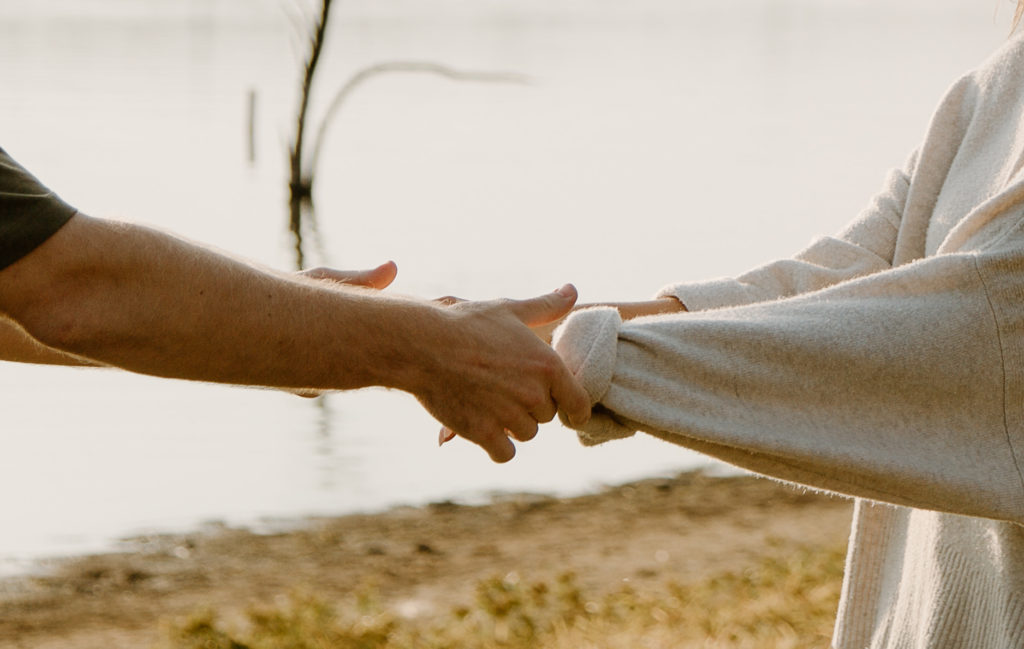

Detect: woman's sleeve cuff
[552, 306, 636, 445]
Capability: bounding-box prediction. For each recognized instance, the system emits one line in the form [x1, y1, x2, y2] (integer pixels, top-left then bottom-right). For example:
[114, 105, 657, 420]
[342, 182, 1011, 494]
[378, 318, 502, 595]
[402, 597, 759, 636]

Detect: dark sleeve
[0, 147, 77, 271]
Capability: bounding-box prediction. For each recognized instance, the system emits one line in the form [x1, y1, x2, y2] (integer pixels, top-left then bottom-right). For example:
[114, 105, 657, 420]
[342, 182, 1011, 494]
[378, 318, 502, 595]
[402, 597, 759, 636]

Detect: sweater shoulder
[963, 30, 1024, 97]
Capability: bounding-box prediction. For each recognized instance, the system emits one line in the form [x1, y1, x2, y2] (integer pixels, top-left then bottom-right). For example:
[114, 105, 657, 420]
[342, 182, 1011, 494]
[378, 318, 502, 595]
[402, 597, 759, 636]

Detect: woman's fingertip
[438, 427, 456, 446]
[554, 283, 576, 299]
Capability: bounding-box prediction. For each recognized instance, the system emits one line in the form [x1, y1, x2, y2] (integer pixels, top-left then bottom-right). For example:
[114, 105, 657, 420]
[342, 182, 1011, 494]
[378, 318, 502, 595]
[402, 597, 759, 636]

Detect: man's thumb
[508, 284, 578, 327]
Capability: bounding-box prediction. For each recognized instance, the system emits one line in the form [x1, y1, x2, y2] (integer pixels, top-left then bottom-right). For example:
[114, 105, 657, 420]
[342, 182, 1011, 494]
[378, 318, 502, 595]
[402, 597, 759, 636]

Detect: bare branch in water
[305, 199, 332, 266]
[288, 0, 335, 268]
[308, 62, 529, 181]
[283, 3, 528, 270]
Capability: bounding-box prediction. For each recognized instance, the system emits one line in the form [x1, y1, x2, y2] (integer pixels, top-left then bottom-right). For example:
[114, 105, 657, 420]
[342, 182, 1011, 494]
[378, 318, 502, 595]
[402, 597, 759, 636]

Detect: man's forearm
[0, 213, 439, 391]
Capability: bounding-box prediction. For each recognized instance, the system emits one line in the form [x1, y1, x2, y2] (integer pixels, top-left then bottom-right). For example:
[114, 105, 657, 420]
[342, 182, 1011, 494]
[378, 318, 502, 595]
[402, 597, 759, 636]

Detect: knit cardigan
[553, 31, 1024, 649]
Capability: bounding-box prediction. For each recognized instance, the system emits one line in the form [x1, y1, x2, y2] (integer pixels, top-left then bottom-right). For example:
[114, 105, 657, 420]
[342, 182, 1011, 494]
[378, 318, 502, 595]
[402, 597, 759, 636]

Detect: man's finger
[550, 363, 592, 427]
[506, 284, 578, 327]
[483, 435, 516, 463]
[463, 428, 516, 463]
[529, 396, 558, 424]
[439, 425, 517, 463]
[504, 413, 540, 442]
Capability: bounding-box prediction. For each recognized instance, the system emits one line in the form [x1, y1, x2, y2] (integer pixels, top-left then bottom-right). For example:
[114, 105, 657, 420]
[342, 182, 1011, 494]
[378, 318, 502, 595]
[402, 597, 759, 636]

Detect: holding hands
[314, 263, 686, 462]
[422, 284, 593, 462]
[302, 263, 592, 462]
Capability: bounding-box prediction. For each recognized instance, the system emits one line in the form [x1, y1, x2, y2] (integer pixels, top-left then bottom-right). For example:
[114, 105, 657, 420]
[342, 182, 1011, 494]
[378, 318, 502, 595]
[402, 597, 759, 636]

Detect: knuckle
[538, 356, 560, 380]
[492, 297, 513, 312]
[521, 389, 546, 411]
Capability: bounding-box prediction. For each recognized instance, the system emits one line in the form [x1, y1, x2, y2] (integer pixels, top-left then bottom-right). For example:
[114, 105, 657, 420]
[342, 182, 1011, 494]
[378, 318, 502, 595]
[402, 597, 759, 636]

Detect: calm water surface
[0, 0, 1007, 568]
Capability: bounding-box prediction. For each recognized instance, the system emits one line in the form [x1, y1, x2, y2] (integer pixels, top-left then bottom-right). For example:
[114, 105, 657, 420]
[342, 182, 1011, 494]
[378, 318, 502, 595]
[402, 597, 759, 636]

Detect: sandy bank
[0, 471, 853, 649]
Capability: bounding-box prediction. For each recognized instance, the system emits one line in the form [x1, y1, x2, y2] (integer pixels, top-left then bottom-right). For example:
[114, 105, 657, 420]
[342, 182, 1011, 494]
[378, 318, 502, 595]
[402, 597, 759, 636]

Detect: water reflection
[311, 395, 349, 493]
[0, 0, 1006, 562]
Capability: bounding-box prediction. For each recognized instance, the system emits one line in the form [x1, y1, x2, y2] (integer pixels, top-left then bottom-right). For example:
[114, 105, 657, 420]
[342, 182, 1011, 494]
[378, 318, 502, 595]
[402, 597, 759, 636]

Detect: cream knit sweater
[554, 32, 1024, 648]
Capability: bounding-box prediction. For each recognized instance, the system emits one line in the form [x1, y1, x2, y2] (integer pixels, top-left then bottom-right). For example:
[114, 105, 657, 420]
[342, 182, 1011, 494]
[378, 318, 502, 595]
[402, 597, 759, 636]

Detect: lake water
[0, 0, 1009, 570]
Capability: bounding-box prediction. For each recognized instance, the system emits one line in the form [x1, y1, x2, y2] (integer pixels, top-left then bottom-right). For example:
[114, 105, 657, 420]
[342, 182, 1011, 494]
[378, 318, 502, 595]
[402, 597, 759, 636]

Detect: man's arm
[0, 213, 590, 461]
[0, 261, 398, 368]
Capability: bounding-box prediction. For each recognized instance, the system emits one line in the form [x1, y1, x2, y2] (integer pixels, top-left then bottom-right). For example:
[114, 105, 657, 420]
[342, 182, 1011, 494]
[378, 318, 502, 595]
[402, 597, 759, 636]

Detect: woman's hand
[437, 295, 687, 344]
[532, 297, 687, 343]
[299, 260, 398, 289]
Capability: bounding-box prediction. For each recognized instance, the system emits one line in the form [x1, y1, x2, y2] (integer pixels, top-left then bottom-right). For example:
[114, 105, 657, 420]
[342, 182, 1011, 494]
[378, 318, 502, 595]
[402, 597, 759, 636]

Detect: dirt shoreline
[0, 471, 853, 649]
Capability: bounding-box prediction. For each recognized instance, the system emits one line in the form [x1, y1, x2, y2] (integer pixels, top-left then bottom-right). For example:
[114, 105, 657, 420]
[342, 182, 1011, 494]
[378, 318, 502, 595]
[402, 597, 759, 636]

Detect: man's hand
[413, 285, 592, 463]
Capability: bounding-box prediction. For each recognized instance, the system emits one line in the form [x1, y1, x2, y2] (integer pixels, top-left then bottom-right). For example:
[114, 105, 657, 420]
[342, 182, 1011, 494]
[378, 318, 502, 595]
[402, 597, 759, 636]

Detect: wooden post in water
[247, 88, 257, 165]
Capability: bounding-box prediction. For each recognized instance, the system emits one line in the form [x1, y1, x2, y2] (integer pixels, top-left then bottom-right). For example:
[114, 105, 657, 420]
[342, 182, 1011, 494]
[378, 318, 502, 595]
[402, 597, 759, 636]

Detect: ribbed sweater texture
[554, 31, 1024, 649]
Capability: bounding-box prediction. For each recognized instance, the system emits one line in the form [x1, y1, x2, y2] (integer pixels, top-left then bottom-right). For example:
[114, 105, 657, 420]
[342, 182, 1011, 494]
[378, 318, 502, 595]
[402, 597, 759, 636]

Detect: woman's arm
[661, 162, 915, 312]
[555, 236, 1024, 524]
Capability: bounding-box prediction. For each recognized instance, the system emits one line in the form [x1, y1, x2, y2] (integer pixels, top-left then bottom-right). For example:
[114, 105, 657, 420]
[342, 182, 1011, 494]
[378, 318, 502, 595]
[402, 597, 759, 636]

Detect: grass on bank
[157, 540, 845, 649]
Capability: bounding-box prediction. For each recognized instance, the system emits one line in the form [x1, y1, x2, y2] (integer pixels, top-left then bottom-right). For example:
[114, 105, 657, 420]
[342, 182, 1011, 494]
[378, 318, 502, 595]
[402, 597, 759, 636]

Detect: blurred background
[0, 0, 1009, 569]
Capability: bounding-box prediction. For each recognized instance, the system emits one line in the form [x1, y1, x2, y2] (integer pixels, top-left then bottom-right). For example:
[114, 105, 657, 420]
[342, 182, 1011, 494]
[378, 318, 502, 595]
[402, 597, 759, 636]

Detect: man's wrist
[359, 297, 451, 395]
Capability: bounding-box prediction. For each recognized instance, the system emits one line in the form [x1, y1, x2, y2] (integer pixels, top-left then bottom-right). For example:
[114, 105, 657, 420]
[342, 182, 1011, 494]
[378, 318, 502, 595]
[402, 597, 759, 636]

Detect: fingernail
[438, 428, 456, 446]
[554, 284, 575, 298]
